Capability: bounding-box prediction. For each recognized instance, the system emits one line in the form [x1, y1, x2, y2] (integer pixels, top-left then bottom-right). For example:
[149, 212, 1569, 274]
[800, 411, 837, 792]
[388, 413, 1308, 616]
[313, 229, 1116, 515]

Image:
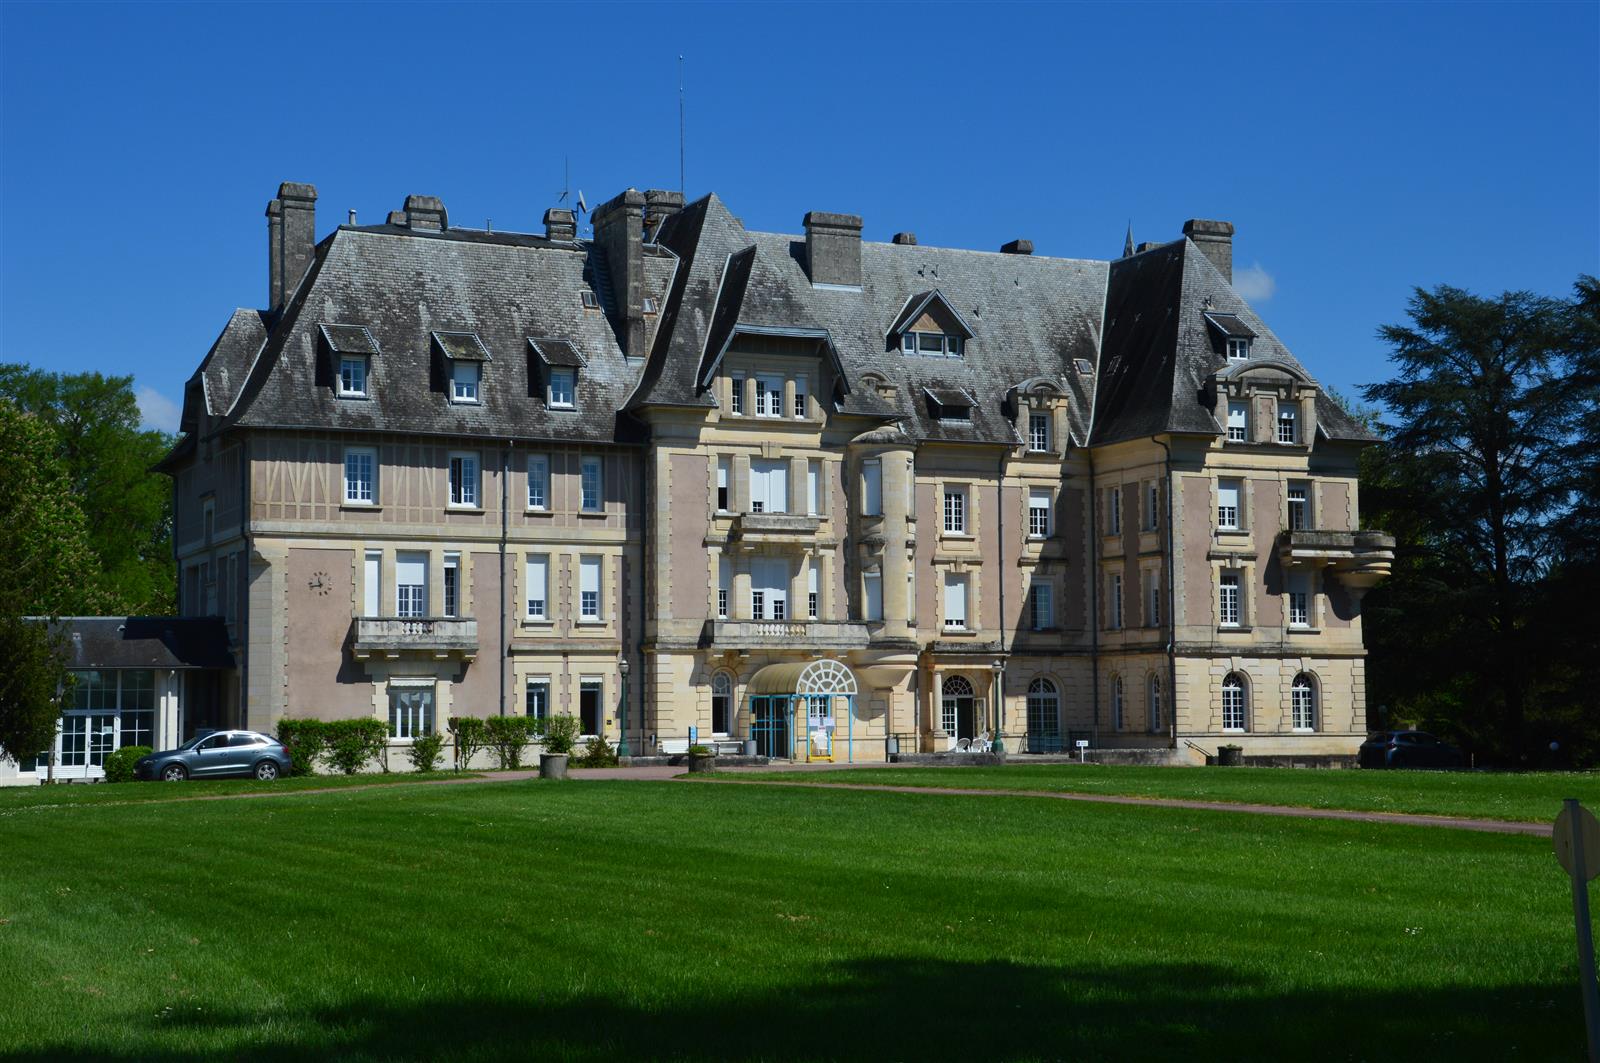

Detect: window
[1027, 679, 1060, 745]
[1147, 576, 1161, 627]
[1227, 338, 1250, 361]
[793, 379, 807, 418]
[451, 360, 480, 403]
[1292, 674, 1317, 731]
[443, 553, 460, 618]
[1277, 403, 1298, 444]
[943, 485, 966, 534]
[364, 550, 381, 616]
[339, 356, 368, 397]
[119, 670, 155, 751]
[730, 372, 744, 415]
[1222, 673, 1247, 731]
[947, 335, 963, 357]
[449, 453, 479, 508]
[917, 332, 945, 355]
[1288, 572, 1310, 628]
[581, 289, 600, 310]
[581, 456, 603, 512]
[752, 558, 788, 620]
[579, 555, 601, 620]
[527, 455, 549, 510]
[750, 459, 788, 514]
[1028, 412, 1050, 452]
[863, 570, 883, 621]
[808, 459, 822, 516]
[579, 679, 602, 736]
[344, 447, 376, 505]
[1227, 401, 1249, 443]
[1107, 486, 1122, 536]
[525, 678, 550, 723]
[202, 499, 215, 544]
[525, 555, 549, 620]
[717, 556, 730, 619]
[712, 673, 733, 734]
[862, 460, 882, 516]
[1145, 482, 1160, 530]
[942, 675, 974, 733]
[549, 368, 575, 409]
[1029, 583, 1053, 630]
[1112, 676, 1124, 730]
[1217, 480, 1240, 530]
[1148, 675, 1163, 733]
[1220, 570, 1241, 627]
[395, 553, 428, 618]
[1287, 484, 1310, 530]
[1028, 488, 1051, 539]
[901, 333, 915, 354]
[1108, 573, 1123, 630]
[389, 683, 435, 738]
[808, 560, 819, 619]
[754, 374, 784, 417]
[716, 457, 731, 512]
[943, 573, 968, 630]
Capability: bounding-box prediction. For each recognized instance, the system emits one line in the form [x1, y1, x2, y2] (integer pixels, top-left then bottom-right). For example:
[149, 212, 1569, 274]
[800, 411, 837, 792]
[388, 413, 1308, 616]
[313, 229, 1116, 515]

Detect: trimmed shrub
[577, 735, 618, 768]
[406, 732, 445, 773]
[105, 745, 151, 783]
[485, 715, 536, 770]
[687, 744, 712, 757]
[448, 716, 487, 771]
[276, 719, 329, 776]
[325, 718, 389, 775]
[542, 714, 580, 756]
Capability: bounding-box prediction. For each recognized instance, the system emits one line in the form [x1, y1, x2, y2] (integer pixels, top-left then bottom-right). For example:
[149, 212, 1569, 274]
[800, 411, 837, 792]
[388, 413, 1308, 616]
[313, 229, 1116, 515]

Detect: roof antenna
[678, 54, 686, 196]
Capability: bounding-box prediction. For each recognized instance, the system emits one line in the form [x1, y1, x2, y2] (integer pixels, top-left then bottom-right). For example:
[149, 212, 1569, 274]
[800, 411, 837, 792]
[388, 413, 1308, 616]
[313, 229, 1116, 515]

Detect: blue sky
[2, 1, 1595, 433]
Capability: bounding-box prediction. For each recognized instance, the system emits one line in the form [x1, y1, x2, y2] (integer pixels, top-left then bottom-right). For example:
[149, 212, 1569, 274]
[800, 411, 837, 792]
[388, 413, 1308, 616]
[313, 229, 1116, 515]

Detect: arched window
[1291, 673, 1316, 731]
[1026, 678, 1060, 747]
[1112, 675, 1125, 730]
[711, 672, 733, 735]
[1148, 674, 1162, 733]
[941, 675, 976, 739]
[1222, 673, 1248, 731]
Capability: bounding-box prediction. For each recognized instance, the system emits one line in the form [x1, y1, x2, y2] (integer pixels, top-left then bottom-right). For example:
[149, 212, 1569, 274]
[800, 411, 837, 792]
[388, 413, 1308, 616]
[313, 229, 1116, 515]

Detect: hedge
[105, 745, 151, 783]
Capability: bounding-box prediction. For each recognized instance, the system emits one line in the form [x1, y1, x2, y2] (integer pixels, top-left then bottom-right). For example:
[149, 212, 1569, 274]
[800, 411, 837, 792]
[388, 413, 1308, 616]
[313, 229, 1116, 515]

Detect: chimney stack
[404, 195, 448, 232]
[269, 182, 317, 312]
[803, 212, 863, 288]
[593, 189, 648, 356]
[1000, 239, 1033, 256]
[643, 189, 685, 241]
[1182, 219, 1234, 283]
[892, 232, 917, 245]
[543, 207, 577, 241]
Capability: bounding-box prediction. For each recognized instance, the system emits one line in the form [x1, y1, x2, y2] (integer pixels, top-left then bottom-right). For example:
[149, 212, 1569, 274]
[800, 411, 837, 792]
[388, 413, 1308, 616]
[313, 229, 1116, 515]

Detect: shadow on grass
[10, 955, 1574, 1062]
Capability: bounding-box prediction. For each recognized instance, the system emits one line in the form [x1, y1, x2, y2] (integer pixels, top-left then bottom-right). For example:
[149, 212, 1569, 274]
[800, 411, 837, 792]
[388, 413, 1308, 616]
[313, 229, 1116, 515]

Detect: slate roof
[41, 617, 235, 671]
[176, 190, 1371, 454]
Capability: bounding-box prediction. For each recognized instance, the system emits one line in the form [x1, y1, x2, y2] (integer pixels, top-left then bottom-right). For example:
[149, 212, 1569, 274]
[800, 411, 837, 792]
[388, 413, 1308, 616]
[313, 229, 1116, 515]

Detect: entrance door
[941, 676, 977, 742]
[752, 697, 791, 759]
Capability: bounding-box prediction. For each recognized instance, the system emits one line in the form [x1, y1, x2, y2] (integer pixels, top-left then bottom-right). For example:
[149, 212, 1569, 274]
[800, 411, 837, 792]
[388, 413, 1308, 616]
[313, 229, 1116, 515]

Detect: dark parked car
[135, 731, 293, 782]
[1358, 730, 1466, 770]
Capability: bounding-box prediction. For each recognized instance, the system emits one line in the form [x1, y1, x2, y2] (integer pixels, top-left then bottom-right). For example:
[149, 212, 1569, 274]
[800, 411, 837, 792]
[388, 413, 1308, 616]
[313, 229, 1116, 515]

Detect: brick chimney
[1183, 219, 1234, 283]
[268, 182, 317, 312]
[593, 189, 647, 356]
[804, 211, 863, 288]
[404, 195, 448, 232]
[543, 208, 576, 241]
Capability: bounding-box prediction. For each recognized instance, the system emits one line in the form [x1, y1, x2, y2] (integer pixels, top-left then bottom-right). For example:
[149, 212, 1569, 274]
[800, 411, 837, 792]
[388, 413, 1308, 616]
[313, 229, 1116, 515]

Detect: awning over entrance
[746, 659, 857, 697]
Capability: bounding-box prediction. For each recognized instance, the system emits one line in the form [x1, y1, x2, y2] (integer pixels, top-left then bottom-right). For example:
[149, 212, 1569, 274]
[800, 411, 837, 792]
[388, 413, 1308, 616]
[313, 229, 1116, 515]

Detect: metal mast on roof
[678, 55, 686, 196]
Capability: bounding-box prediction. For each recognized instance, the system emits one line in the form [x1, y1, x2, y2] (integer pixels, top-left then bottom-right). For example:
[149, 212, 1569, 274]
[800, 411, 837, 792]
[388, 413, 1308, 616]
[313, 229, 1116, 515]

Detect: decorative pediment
[890, 289, 974, 340]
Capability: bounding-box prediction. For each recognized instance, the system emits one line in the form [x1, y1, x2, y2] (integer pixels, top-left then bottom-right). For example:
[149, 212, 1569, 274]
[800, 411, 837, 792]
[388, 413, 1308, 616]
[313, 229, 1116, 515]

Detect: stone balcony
[731, 512, 821, 543]
[706, 618, 869, 652]
[351, 617, 479, 661]
[1276, 529, 1396, 595]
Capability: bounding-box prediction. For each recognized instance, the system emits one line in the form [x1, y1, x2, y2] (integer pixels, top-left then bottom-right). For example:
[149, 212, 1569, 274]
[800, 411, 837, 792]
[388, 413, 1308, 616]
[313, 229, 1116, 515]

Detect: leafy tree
[0, 401, 105, 760]
[0, 366, 175, 614]
[1362, 283, 1589, 763]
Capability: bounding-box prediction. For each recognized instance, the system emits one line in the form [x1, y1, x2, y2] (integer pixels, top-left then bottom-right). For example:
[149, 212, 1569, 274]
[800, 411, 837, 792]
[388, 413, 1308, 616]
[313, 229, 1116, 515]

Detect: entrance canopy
[746, 659, 857, 698]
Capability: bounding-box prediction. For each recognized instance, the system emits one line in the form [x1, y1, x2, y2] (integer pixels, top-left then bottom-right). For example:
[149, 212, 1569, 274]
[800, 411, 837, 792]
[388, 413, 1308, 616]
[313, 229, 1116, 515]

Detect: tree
[0, 401, 105, 760]
[0, 366, 175, 613]
[1362, 283, 1589, 763]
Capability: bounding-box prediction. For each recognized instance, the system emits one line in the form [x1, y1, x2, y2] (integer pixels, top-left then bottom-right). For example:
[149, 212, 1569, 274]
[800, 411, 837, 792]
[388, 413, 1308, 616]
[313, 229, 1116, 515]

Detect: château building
[4, 181, 1395, 781]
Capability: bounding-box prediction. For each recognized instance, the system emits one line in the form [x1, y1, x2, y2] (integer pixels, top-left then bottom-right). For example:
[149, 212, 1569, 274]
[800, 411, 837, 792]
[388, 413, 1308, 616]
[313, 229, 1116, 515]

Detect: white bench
[659, 738, 747, 756]
[659, 738, 690, 756]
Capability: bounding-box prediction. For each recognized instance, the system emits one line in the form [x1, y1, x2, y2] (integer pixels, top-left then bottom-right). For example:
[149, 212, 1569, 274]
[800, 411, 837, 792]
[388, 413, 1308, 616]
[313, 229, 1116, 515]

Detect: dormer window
[528, 337, 586, 412]
[550, 369, 575, 409]
[1227, 400, 1249, 442]
[432, 331, 491, 405]
[1227, 338, 1251, 361]
[890, 289, 974, 360]
[925, 387, 974, 423]
[581, 290, 600, 310]
[339, 356, 368, 397]
[1204, 312, 1257, 363]
[1028, 412, 1051, 452]
[451, 361, 480, 403]
[1277, 403, 1299, 444]
[907, 331, 963, 357]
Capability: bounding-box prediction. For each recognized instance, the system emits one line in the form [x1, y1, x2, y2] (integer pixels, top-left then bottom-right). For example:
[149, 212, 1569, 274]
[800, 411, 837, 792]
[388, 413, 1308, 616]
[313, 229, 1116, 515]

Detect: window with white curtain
[751, 459, 788, 514]
[807, 560, 819, 619]
[449, 452, 479, 508]
[1217, 480, 1241, 530]
[752, 558, 788, 620]
[943, 573, 968, 630]
[395, 552, 428, 618]
[1227, 401, 1249, 443]
[716, 457, 731, 512]
[525, 555, 549, 620]
[1028, 488, 1051, 539]
[579, 555, 601, 620]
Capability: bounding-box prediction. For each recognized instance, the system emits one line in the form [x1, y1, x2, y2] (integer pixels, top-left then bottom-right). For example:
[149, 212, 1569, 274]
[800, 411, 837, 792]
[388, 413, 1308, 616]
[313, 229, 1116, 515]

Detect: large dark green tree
[1362, 281, 1594, 764]
[0, 366, 175, 613]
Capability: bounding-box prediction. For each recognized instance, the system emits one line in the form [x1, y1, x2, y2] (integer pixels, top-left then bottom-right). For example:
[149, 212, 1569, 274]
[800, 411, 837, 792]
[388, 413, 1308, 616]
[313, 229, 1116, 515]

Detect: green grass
[745, 763, 1600, 823]
[0, 778, 1586, 1060]
[0, 771, 477, 810]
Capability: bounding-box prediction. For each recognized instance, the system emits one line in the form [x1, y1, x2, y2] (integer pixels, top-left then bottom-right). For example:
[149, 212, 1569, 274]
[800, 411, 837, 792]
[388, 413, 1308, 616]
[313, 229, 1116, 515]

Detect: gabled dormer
[889, 289, 974, 358]
[318, 323, 381, 399]
[528, 337, 586, 411]
[1211, 359, 1318, 449]
[1202, 311, 1257, 364]
[431, 331, 490, 405]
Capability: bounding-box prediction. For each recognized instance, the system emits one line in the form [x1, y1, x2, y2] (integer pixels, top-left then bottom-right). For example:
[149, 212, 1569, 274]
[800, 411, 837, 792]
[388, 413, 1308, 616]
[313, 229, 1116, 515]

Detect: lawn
[0, 771, 477, 810]
[0, 778, 1585, 1061]
[747, 763, 1600, 823]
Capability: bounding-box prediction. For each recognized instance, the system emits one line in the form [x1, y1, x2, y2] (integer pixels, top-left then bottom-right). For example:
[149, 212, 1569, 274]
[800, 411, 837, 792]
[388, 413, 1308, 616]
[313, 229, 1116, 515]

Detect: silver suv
[135, 731, 294, 782]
